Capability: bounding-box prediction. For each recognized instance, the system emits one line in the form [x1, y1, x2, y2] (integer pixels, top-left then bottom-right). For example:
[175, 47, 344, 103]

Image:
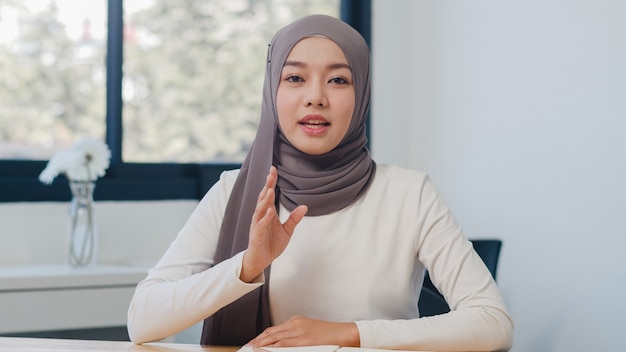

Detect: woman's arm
[355, 176, 513, 351]
[127, 251, 263, 344]
[127, 170, 264, 344]
[128, 167, 309, 344]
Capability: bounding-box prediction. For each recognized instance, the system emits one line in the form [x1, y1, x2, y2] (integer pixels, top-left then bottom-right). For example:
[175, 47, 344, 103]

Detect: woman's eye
[329, 77, 348, 84]
[286, 75, 304, 83]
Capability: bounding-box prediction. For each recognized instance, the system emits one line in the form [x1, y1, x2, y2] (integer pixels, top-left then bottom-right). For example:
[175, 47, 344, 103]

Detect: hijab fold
[201, 14, 375, 346]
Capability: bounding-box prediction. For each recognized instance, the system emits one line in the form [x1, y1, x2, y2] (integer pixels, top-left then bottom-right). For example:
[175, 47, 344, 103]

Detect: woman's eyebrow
[328, 62, 352, 71]
[283, 60, 305, 68]
[283, 60, 352, 71]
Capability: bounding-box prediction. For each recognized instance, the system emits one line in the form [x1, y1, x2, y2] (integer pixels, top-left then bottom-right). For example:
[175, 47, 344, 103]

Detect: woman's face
[276, 37, 355, 155]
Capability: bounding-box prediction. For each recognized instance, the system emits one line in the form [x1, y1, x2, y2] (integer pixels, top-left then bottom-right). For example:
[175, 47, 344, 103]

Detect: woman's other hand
[247, 316, 360, 347]
[241, 166, 308, 283]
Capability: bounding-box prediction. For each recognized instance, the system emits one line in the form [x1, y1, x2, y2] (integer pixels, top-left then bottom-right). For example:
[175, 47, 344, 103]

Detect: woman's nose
[304, 82, 328, 107]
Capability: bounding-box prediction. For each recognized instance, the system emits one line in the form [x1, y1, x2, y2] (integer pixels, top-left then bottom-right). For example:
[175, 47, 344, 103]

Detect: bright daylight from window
[0, 0, 338, 163]
[0, 0, 106, 160]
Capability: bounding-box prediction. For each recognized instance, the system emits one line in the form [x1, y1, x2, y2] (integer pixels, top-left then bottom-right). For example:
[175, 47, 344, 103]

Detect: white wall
[0, 201, 196, 266]
[372, 1, 626, 351]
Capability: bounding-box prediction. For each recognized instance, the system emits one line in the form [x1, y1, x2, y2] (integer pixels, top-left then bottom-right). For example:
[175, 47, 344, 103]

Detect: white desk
[0, 337, 472, 352]
[0, 337, 238, 351]
[0, 265, 150, 335]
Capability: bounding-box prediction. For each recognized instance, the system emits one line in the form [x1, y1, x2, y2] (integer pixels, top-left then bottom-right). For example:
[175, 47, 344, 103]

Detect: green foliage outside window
[0, 0, 338, 163]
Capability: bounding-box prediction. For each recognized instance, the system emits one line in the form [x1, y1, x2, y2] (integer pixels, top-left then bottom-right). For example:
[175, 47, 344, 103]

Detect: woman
[127, 14, 514, 351]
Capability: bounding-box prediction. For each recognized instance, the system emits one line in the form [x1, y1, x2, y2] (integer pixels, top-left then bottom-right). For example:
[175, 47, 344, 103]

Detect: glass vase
[67, 181, 98, 268]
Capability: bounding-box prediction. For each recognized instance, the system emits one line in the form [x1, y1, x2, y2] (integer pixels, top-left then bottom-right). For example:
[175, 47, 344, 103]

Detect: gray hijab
[201, 14, 375, 346]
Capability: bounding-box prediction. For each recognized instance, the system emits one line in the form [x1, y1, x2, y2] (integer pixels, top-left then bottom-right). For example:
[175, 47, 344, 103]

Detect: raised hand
[246, 316, 360, 347]
[240, 166, 308, 283]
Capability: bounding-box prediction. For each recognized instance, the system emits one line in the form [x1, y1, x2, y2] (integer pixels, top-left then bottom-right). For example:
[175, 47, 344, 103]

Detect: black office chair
[418, 239, 502, 317]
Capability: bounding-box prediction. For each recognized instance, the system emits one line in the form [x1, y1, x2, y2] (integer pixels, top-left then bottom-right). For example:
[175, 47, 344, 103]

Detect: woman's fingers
[283, 205, 308, 236]
[257, 166, 277, 202]
[247, 317, 360, 348]
[253, 187, 274, 223]
[253, 167, 278, 224]
[247, 324, 291, 347]
[265, 166, 278, 195]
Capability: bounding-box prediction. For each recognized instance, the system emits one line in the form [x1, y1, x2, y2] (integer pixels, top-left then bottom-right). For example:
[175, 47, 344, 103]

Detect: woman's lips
[298, 115, 330, 135]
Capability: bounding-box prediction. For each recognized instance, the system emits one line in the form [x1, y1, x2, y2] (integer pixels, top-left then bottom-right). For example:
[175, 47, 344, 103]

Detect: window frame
[0, 0, 371, 203]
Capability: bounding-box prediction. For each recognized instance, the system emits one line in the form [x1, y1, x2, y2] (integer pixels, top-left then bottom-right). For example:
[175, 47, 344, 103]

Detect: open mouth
[298, 120, 331, 127]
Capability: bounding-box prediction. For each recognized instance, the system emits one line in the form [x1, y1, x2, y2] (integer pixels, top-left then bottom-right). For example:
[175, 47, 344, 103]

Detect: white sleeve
[356, 176, 514, 351]
[127, 170, 264, 344]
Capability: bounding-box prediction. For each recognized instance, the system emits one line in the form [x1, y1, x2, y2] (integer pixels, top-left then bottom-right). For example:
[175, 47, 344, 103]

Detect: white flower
[39, 137, 111, 184]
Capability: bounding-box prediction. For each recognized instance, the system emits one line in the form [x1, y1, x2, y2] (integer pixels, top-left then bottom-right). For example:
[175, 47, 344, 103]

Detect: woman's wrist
[240, 251, 265, 283]
[339, 322, 361, 347]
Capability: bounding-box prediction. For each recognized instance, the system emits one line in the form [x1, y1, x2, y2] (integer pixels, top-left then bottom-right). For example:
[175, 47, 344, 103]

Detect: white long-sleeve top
[127, 164, 513, 351]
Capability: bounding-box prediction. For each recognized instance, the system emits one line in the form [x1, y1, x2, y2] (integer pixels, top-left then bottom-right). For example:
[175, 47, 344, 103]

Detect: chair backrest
[418, 239, 502, 317]
[470, 239, 502, 279]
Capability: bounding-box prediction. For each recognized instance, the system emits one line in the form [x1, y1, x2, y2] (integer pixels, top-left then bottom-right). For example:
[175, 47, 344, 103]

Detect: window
[0, 0, 371, 202]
